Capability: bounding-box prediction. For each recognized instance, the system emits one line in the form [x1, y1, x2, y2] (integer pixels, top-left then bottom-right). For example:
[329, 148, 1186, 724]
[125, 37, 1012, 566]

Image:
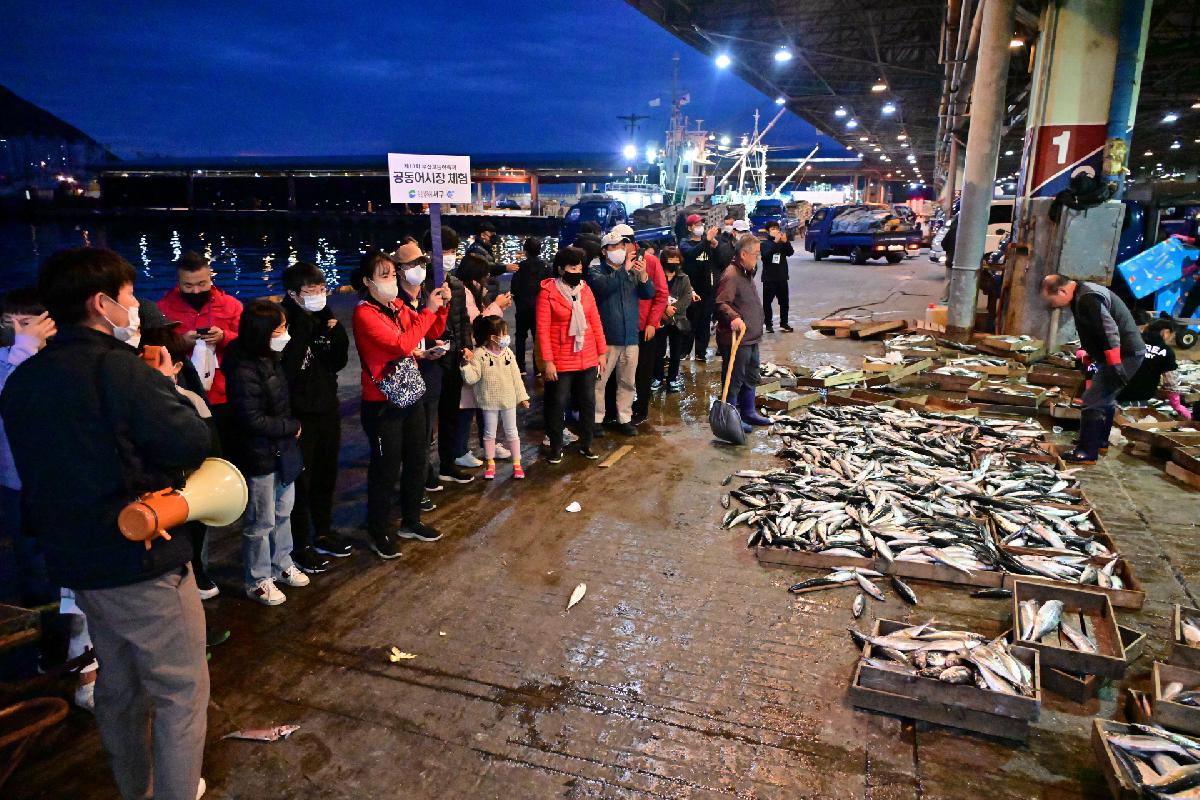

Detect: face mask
[269, 332, 291, 352]
[497, 335, 511, 349]
[403, 266, 427, 286]
[369, 278, 398, 303]
[666, 262, 681, 274]
[606, 248, 627, 266]
[181, 290, 211, 311]
[561, 271, 583, 287]
[443, 254, 457, 273]
[102, 295, 140, 343]
[691, 226, 704, 237]
[298, 293, 327, 313]
[723, 225, 734, 234]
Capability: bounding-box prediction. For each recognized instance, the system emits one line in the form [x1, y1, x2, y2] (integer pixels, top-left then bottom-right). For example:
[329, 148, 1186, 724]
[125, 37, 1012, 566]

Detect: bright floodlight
[882, 102, 896, 115]
[622, 144, 637, 160]
[715, 53, 732, 69]
[775, 96, 786, 105]
[775, 48, 793, 63]
[1163, 112, 1179, 123]
[871, 81, 887, 92]
[1172, 141, 1182, 150]
[846, 119, 858, 129]
[645, 144, 657, 162]
[720, 135, 731, 145]
[1009, 37, 1025, 48]
[834, 107, 848, 118]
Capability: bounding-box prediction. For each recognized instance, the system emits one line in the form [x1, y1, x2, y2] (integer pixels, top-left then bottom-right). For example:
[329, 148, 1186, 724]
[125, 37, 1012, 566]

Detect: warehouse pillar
[946, 0, 1017, 335]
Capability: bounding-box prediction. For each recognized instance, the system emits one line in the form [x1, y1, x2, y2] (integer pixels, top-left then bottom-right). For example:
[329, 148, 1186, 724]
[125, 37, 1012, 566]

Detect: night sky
[0, 0, 839, 159]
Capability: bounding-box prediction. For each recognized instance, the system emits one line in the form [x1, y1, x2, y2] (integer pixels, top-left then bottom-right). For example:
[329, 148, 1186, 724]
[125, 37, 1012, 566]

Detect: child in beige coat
[461, 315, 530, 479]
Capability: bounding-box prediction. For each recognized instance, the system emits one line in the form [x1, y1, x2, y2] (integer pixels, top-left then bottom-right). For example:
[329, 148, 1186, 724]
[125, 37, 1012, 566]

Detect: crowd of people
[0, 214, 793, 799]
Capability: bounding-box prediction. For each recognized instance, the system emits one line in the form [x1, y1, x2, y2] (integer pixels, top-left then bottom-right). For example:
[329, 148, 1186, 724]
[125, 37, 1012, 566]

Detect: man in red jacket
[159, 252, 243, 449]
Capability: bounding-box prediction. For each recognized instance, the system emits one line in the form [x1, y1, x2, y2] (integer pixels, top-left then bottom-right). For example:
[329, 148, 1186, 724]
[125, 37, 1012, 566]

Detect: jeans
[242, 472, 296, 587]
[546, 368, 596, 450]
[692, 293, 715, 357]
[1081, 354, 1145, 412]
[594, 344, 638, 423]
[654, 327, 690, 383]
[292, 411, 341, 547]
[481, 407, 520, 461]
[76, 566, 208, 800]
[361, 400, 426, 536]
[456, 408, 485, 456]
[762, 280, 789, 327]
[632, 330, 658, 419]
[718, 341, 761, 401]
[514, 306, 536, 373]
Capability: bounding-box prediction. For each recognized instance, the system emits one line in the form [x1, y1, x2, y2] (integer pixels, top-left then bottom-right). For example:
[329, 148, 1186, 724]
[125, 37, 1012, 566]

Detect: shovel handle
[719, 326, 745, 404]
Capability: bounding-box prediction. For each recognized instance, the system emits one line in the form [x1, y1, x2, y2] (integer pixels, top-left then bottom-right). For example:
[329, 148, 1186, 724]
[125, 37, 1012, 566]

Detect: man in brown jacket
[715, 234, 771, 429]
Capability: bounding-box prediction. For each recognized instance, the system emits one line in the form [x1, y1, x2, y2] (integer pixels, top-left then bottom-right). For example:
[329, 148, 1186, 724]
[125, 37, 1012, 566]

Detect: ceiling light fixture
[715, 53, 732, 69]
[871, 81, 887, 92]
[775, 47, 793, 63]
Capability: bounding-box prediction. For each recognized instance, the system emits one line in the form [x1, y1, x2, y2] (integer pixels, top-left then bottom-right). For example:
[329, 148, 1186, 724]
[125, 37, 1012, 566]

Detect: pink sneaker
[483, 465, 496, 480]
[513, 465, 526, 479]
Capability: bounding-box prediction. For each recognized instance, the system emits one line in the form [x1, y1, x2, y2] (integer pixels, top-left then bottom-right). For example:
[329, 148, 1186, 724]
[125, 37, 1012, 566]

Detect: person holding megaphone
[0, 247, 214, 800]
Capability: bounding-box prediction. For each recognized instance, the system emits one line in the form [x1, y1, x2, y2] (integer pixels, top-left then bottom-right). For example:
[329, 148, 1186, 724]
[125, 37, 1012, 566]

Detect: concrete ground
[12, 250, 1200, 799]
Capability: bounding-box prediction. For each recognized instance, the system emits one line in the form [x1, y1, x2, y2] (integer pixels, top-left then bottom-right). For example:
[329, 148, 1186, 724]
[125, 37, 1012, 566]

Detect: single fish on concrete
[852, 593, 865, 619]
[855, 572, 886, 601]
[222, 724, 300, 742]
[890, 576, 919, 605]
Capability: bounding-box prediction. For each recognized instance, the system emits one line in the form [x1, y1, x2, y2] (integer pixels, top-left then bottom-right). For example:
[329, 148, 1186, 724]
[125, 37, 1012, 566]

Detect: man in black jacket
[1, 247, 211, 800]
[680, 214, 719, 361]
[1042, 274, 1145, 464]
[466, 221, 518, 278]
[760, 221, 795, 332]
[280, 262, 350, 571]
[512, 237, 549, 374]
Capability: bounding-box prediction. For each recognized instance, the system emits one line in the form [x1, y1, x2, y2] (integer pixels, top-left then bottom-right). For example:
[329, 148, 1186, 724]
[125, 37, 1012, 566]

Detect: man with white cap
[587, 227, 655, 435]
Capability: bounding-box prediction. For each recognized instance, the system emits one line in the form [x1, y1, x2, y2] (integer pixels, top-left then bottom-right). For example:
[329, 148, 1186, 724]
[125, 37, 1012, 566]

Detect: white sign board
[387, 153, 472, 204]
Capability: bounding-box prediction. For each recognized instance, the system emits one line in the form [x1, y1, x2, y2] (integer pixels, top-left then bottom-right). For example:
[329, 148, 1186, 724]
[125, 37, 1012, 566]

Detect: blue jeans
[242, 472, 296, 587]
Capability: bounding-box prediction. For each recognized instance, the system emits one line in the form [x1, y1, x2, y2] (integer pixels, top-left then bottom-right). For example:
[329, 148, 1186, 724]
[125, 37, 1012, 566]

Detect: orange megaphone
[118, 458, 249, 549]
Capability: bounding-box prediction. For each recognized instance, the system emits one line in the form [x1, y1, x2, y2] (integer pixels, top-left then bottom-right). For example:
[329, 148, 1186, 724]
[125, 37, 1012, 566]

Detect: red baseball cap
[686, 214, 703, 225]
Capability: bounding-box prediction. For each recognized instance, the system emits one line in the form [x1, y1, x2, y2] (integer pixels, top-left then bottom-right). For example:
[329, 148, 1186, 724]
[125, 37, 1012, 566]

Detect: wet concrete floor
[13, 251, 1200, 799]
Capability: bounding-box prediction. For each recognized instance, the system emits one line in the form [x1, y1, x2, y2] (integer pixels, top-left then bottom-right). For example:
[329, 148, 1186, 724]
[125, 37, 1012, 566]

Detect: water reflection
[0, 219, 560, 299]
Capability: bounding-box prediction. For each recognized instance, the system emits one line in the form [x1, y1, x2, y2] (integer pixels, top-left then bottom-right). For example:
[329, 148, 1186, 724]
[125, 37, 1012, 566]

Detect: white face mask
[369, 278, 398, 303]
[497, 335, 511, 349]
[298, 293, 327, 312]
[443, 254, 457, 273]
[723, 225, 734, 233]
[269, 332, 291, 352]
[606, 248, 627, 266]
[102, 295, 140, 343]
[691, 225, 704, 237]
[403, 266, 427, 287]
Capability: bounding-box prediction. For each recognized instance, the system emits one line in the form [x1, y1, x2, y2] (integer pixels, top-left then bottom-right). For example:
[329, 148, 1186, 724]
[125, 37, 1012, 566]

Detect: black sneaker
[694, 354, 707, 363]
[616, 422, 638, 436]
[425, 475, 443, 492]
[547, 448, 564, 464]
[438, 466, 476, 484]
[579, 447, 600, 460]
[765, 324, 775, 333]
[397, 521, 443, 542]
[421, 495, 438, 512]
[780, 323, 794, 332]
[591, 426, 607, 438]
[313, 534, 353, 558]
[369, 532, 402, 560]
[293, 547, 331, 575]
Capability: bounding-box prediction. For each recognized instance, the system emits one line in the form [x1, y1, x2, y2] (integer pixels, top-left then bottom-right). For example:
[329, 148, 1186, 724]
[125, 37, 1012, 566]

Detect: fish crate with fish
[1120, 419, 1185, 445]
[1027, 364, 1085, 393]
[1127, 688, 1157, 727]
[1011, 580, 1128, 678]
[861, 355, 935, 382]
[848, 619, 1040, 742]
[980, 334, 1044, 354]
[1004, 625, 1145, 703]
[1153, 661, 1200, 736]
[1048, 402, 1082, 422]
[1171, 605, 1200, 670]
[946, 357, 1024, 377]
[1001, 559, 1144, 610]
[1091, 718, 1200, 800]
[794, 366, 876, 389]
[761, 390, 822, 412]
[967, 379, 1048, 409]
[918, 365, 987, 392]
[823, 388, 898, 408]
[759, 362, 800, 387]
[882, 517, 1006, 589]
[882, 334, 942, 360]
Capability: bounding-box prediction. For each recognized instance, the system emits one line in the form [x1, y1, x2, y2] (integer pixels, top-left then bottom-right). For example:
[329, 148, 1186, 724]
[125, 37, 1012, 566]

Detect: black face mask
[561, 271, 583, 287]
[181, 290, 211, 311]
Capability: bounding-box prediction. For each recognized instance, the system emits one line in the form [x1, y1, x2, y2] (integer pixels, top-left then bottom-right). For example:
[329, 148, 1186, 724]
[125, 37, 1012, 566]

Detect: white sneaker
[563, 429, 578, 444]
[197, 778, 207, 799]
[246, 578, 286, 605]
[455, 452, 483, 468]
[277, 564, 310, 587]
[495, 443, 512, 460]
[74, 680, 95, 713]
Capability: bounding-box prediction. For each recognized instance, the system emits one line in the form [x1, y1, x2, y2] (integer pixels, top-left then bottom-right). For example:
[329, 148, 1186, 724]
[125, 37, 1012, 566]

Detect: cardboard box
[1011, 581, 1127, 678]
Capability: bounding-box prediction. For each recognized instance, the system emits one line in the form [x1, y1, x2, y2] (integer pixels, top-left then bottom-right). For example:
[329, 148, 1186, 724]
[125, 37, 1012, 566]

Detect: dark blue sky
[0, 0, 838, 158]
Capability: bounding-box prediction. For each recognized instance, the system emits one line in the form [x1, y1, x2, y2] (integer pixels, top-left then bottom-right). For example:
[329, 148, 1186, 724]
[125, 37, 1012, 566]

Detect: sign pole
[429, 203, 444, 286]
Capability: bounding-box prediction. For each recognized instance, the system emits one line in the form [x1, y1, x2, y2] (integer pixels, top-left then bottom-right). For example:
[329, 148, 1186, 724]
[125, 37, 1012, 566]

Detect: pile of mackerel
[722, 404, 1123, 588]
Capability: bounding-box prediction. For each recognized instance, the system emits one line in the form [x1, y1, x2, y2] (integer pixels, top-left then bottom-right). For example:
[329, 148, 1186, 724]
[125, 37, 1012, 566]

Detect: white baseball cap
[611, 223, 636, 239]
[600, 231, 626, 247]
[732, 219, 751, 232]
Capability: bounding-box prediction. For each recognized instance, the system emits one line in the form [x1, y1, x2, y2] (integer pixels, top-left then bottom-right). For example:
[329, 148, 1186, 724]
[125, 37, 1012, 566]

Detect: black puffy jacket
[279, 296, 349, 415]
[223, 340, 302, 477]
[0, 326, 210, 590]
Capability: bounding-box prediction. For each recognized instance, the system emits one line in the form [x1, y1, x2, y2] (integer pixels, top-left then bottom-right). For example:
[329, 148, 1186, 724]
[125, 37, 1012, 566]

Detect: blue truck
[557, 194, 675, 249]
[804, 204, 922, 264]
[748, 198, 800, 235]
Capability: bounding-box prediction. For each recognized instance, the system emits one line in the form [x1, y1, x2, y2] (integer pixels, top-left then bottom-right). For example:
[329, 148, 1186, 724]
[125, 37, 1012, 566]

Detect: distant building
[0, 84, 116, 192]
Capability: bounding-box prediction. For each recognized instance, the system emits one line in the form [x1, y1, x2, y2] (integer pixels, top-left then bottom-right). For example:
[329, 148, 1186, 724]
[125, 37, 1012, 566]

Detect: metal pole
[947, 0, 1016, 334]
[1104, 0, 1151, 199]
[942, 136, 959, 216]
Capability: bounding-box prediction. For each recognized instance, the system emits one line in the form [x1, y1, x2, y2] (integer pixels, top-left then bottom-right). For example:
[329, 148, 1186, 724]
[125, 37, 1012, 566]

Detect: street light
[715, 53, 732, 69]
[775, 47, 793, 63]
[622, 144, 637, 160]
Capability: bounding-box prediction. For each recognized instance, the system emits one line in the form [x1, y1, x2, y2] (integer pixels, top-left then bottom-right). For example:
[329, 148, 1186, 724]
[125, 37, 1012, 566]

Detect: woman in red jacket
[537, 246, 607, 464]
[351, 249, 449, 559]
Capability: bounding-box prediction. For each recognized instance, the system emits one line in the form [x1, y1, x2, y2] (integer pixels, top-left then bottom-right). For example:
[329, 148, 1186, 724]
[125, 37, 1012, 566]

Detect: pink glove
[1170, 393, 1192, 419]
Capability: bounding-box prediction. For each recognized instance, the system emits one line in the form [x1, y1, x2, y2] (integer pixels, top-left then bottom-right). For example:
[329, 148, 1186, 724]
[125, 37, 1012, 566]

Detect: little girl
[461, 315, 529, 479]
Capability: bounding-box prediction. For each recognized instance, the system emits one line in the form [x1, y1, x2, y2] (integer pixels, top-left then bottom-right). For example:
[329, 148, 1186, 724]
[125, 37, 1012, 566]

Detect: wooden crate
[1004, 626, 1144, 703]
[967, 379, 1046, 408]
[1166, 460, 1200, 491]
[922, 369, 985, 392]
[1048, 402, 1082, 421]
[1091, 719, 1142, 800]
[1126, 688, 1156, 726]
[810, 318, 854, 333]
[753, 545, 880, 573]
[1172, 445, 1200, 474]
[1120, 419, 1183, 444]
[886, 554, 1006, 589]
[981, 334, 1044, 353]
[1171, 604, 1200, 669]
[1153, 660, 1200, 735]
[754, 379, 783, 397]
[847, 620, 1038, 742]
[1001, 559, 1144, 610]
[794, 368, 867, 388]
[762, 390, 822, 412]
[850, 319, 907, 339]
[1011, 581, 1127, 678]
[824, 389, 896, 408]
[947, 357, 1020, 376]
[1028, 365, 1084, 393]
